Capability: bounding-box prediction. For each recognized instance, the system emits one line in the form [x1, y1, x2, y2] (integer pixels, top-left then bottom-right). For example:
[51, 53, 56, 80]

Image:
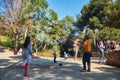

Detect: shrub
[36, 49, 60, 58]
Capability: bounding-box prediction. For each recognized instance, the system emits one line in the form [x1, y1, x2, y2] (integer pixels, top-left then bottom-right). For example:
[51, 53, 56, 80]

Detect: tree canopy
[76, 0, 113, 30]
[0, 0, 120, 54]
[105, 0, 120, 29]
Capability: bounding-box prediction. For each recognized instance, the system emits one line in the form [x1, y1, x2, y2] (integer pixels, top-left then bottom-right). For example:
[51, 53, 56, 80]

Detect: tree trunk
[24, 28, 28, 40]
[14, 28, 20, 55]
[35, 42, 38, 53]
[94, 33, 97, 51]
[15, 33, 19, 48]
[34, 38, 38, 53]
[43, 43, 46, 50]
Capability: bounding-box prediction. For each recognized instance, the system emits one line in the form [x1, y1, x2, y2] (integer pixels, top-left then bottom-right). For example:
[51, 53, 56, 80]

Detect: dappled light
[0, 0, 120, 80]
[0, 48, 120, 80]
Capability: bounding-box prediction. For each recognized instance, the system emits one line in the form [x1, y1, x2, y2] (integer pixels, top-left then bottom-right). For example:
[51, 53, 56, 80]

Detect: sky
[46, 0, 90, 20]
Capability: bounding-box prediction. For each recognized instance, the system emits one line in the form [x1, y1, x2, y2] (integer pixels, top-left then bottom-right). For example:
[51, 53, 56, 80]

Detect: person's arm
[29, 43, 32, 55]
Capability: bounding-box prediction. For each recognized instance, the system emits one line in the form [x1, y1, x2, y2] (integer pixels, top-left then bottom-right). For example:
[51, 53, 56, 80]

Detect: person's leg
[101, 50, 105, 63]
[101, 50, 106, 62]
[74, 50, 76, 60]
[82, 53, 87, 71]
[74, 50, 78, 61]
[24, 63, 30, 77]
[54, 57, 57, 63]
[99, 51, 102, 63]
[87, 53, 91, 72]
[27, 64, 30, 76]
[24, 64, 27, 76]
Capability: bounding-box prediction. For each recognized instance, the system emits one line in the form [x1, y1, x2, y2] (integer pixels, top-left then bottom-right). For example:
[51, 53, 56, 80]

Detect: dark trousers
[54, 57, 57, 63]
[83, 52, 91, 70]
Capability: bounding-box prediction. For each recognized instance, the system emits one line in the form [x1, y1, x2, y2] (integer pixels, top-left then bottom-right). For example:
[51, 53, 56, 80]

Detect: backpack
[22, 48, 29, 59]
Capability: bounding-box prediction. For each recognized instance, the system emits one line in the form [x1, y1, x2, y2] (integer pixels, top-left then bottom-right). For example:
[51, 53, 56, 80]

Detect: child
[53, 51, 57, 63]
[22, 36, 33, 77]
[19, 48, 22, 55]
[64, 52, 68, 59]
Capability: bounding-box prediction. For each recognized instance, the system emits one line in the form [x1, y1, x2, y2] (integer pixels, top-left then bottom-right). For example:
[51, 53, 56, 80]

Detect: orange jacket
[83, 39, 91, 52]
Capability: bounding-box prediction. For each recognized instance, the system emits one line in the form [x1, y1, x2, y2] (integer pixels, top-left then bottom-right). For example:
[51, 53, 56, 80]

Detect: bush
[36, 49, 60, 58]
[0, 36, 14, 48]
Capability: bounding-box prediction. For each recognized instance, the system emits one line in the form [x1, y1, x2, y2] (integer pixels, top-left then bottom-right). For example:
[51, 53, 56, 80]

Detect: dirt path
[0, 48, 120, 80]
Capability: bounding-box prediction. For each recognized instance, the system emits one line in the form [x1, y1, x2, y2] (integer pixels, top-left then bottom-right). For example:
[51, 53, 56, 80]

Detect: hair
[83, 35, 90, 42]
[23, 36, 30, 48]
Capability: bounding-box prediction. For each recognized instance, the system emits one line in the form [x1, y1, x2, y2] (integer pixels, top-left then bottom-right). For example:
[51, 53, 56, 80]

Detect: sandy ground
[0, 48, 120, 80]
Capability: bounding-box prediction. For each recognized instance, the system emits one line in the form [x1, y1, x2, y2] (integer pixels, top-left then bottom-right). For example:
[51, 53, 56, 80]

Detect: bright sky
[46, 0, 90, 20]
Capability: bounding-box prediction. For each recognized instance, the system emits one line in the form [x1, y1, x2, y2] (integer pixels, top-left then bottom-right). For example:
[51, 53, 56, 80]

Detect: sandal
[24, 74, 29, 77]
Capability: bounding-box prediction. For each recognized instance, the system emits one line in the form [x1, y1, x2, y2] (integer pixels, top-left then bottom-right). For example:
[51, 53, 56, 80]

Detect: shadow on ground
[0, 56, 120, 80]
[0, 47, 6, 52]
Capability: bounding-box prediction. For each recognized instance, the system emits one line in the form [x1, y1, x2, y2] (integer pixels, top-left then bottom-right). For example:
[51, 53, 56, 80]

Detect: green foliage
[48, 26, 62, 39]
[0, 36, 15, 48]
[36, 49, 60, 57]
[105, 0, 120, 29]
[58, 16, 75, 36]
[49, 9, 58, 20]
[27, 8, 58, 52]
[98, 27, 120, 41]
[19, 0, 48, 25]
[76, 0, 113, 30]
[52, 44, 60, 52]
[89, 16, 102, 28]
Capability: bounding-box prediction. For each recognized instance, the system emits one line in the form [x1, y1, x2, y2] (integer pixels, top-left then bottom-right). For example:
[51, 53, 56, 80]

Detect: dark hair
[83, 35, 90, 42]
[23, 36, 30, 48]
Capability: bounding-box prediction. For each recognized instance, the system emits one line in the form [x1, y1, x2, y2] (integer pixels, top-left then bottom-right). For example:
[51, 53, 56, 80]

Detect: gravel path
[0, 48, 120, 80]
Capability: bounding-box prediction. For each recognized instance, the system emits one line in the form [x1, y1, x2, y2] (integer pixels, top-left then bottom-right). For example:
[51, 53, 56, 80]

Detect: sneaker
[80, 70, 87, 72]
[87, 70, 91, 72]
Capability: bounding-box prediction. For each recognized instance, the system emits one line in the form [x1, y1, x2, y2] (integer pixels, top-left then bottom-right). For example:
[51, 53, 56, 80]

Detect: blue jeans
[99, 49, 106, 63]
[83, 52, 91, 70]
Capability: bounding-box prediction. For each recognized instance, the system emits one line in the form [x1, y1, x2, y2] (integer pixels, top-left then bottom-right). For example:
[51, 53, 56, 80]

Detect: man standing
[81, 35, 91, 72]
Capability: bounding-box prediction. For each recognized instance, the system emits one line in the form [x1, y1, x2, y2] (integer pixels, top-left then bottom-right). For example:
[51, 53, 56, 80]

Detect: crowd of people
[103, 40, 120, 51]
[97, 40, 120, 64]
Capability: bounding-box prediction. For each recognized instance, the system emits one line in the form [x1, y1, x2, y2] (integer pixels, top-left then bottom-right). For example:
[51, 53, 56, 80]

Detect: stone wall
[105, 50, 120, 67]
[91, 51, 120, 67]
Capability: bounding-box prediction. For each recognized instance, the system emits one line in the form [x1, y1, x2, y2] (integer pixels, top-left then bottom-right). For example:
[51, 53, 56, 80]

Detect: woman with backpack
[22, 36, 33, 77]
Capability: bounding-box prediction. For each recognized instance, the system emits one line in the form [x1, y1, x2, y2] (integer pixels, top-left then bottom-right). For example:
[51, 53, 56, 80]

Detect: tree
[0, 0, 48, 49]
[28, 8, 58, 52]
[59, 16, 75, 33]
[19, 0, 48, 39]
[76, 0, 113, 30]
[0, 0, 24, 49]
[75, 0, 119, 51]
[105, 0, 120, 29]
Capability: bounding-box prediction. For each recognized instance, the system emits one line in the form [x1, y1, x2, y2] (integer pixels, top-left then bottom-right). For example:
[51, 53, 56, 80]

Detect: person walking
[81, 35, 91, 72]
[73, 39, 80, 62]
[97, 40, 106, 63]
[22, 36, 33, 77]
